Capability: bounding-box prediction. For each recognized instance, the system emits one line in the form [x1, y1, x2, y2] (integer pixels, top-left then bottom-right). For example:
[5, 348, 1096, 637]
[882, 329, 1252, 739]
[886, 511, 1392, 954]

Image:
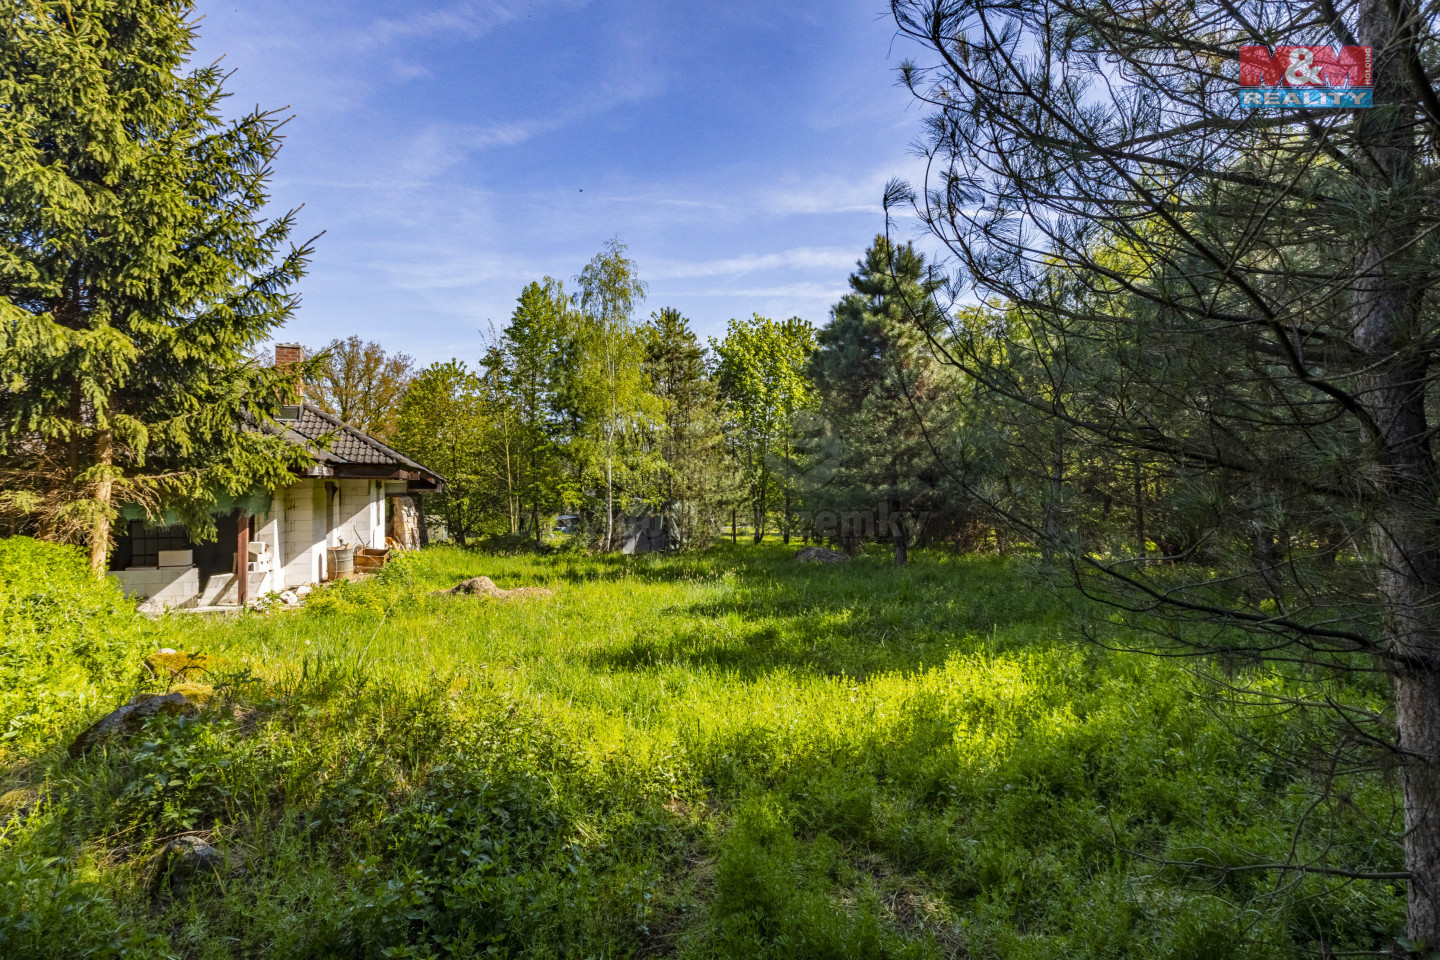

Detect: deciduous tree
[306, 336, 414, 441]
[572, 239, 654, 549]
[713, 315, 815, 543]
[394, 361, 488, 546]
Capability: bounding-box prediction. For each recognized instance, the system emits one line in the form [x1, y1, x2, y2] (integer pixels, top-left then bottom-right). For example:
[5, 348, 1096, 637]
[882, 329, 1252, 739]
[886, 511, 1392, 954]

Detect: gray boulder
[68, 692, 199, 758]
[151, 836, 223, 896]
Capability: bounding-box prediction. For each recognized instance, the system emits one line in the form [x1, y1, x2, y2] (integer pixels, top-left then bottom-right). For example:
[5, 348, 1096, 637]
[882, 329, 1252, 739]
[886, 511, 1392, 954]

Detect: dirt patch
[436, 576, 553, 599]
[795, 546, 849, 564]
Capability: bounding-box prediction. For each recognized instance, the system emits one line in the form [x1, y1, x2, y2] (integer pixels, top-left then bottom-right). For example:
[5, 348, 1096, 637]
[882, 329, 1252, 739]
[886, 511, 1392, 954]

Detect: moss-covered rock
[0, 786, 41, 824]
[67, 692, 198, 758]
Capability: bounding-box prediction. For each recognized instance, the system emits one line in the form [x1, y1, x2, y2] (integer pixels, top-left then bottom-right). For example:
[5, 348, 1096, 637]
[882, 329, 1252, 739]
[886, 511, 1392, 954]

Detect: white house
[106, 345, 443, 609]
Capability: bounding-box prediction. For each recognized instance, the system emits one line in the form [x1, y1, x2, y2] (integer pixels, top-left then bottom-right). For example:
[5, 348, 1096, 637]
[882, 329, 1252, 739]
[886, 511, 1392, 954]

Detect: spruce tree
[499, 279, 568, 543]
[0, 0, 312, 573]
[807, 236, 957, 563]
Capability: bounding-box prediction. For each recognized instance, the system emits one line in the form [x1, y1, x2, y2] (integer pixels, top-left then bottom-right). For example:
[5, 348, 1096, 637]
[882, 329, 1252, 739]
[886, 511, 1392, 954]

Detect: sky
[189, 1, 932, 366]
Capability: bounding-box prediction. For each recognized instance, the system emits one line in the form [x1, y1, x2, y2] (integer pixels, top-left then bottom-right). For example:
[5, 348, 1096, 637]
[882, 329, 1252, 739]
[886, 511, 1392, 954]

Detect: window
[127, 522, 188, 568]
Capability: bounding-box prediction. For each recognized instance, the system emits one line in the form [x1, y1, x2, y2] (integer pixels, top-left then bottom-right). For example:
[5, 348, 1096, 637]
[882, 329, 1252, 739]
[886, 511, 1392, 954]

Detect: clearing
[1, 543, 1400, 959]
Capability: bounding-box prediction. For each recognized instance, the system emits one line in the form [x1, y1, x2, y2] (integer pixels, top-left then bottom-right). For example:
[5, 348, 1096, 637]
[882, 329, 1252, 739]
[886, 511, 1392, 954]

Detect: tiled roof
[277, 403, 443, 484]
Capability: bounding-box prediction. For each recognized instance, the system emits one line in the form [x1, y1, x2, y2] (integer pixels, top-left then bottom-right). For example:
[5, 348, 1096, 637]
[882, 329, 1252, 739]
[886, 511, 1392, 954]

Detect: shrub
[0, 538, 153, 757]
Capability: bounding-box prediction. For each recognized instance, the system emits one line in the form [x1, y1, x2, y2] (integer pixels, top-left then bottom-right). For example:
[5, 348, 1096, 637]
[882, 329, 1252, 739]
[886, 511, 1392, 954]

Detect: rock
[795, 546, 850, 564]
[137, 599, 166, 615]
[295, 584, 314, 598]
[0, 786, 41, 826]
[437, 576, 552, 599]
[278, 590, 300, 606]
[157, 648, 178, 655]
[144, 651, 210, 679]
[68, 692, 199, 758]
[150, 836, 223, 896]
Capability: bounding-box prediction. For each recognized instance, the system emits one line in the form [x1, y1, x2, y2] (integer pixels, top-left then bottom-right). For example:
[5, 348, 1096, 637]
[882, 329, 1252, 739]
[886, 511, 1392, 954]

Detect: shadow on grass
[583, 548, 1075, 682]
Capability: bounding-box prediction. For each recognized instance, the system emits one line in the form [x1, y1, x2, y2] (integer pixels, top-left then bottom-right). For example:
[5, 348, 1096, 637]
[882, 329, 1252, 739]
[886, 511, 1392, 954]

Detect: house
[106, 344, 444, 609]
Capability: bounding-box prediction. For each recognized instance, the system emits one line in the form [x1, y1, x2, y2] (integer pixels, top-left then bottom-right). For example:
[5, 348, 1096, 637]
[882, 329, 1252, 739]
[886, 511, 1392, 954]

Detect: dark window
[127, 522, 188, 568]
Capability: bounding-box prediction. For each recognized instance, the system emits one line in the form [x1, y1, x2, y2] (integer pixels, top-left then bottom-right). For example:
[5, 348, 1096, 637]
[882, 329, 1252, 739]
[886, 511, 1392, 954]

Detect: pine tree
[892, 0, 1440, 937]
[499, 279, 569, 543]
[641, 307, 728, 548]
[0, 0, 312, 573]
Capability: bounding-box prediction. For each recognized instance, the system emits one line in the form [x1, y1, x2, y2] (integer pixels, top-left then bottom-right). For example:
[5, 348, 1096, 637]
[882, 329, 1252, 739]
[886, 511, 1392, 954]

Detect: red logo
[1239, 46, 1372, 88]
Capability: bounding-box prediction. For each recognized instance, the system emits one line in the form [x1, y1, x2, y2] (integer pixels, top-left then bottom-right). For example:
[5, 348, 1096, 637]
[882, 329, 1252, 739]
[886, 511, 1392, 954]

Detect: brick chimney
[274, 342, 304, 400]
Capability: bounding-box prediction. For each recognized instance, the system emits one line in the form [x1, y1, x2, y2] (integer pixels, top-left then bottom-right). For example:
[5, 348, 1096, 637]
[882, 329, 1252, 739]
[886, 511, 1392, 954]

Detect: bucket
[326, 545, 355, 581]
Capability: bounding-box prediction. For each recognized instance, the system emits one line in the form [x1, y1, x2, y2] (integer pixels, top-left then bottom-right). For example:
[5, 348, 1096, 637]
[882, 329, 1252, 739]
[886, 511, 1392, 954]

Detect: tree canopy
[0, 0, 313, 573]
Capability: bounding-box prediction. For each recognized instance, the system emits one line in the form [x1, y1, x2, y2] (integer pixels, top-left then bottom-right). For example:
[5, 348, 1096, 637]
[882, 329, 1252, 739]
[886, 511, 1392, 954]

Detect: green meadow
[0, 538, 1402, 958]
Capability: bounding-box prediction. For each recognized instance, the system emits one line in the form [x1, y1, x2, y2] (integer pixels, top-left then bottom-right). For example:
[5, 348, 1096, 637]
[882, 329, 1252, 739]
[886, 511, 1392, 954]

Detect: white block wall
[109, 566, 200, 607]
[273, 478, 386, 589]
[279, 478, 328, 589]
[333, 479, 385, 551]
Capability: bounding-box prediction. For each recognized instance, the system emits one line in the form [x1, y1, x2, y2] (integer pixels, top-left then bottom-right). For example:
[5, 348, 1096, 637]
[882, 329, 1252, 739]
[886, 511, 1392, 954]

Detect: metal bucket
[326, 545, 355, 581]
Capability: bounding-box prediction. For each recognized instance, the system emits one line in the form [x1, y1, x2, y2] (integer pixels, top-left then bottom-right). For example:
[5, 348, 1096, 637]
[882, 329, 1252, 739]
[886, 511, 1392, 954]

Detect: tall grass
[0, 542, 1402, 958]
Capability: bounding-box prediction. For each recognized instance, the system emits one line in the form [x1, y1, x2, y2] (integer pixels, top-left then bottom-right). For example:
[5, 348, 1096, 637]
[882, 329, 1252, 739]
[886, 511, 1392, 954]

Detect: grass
[0, 540, 1405, 958]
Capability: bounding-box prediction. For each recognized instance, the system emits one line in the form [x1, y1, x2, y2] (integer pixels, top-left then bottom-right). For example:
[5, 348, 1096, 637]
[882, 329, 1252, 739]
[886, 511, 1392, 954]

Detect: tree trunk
[1354, 0, 1440, 940]
[1133, 459, 1145, 555]
[1040, 435, 1064, 561]
[87, 428, 114, 576]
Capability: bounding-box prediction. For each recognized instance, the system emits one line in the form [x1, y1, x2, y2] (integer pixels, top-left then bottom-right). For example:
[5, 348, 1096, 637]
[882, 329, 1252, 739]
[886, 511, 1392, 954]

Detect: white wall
[333, 479, 385, 550]
[274, 478, 386, 589]
[109, 566, 200, 606]
[280, 478, 327, 588]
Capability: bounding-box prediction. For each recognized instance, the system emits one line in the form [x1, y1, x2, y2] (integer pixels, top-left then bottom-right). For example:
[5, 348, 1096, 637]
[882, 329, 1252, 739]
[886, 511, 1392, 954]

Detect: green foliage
[394, 361, 491, 546]
[0, 856, 168, 960]
[712, 315, 816, 542]
[487, 279, 572, 538]
[805, 236, 965, 558]
[0, 537, 152, 756]
[567, 238, 658, 548]
[0, 543, 1405, 957]
[641, 307, 731, 548]
[0, 0, 313, 564]
[305, 336, 415, 442]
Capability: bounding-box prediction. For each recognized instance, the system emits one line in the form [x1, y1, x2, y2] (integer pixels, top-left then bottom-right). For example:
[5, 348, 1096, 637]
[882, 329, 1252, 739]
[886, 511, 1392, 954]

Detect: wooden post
[731, 508, 737, 545]
[236, 510, 249, 608]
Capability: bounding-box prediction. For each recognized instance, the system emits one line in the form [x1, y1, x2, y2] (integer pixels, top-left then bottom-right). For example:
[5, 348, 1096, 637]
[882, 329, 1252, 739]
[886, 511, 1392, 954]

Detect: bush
[0, 537, 153, 757]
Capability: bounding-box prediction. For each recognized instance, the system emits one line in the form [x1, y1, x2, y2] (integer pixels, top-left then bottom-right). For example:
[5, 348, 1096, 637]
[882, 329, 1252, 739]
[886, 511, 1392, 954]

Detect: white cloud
[647, 247, 857, 280]
[349, 0, 591, 52]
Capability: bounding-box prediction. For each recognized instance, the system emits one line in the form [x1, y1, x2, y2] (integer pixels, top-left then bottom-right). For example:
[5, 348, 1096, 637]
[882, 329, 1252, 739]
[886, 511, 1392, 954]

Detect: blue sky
[190, 1, 929, 366]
